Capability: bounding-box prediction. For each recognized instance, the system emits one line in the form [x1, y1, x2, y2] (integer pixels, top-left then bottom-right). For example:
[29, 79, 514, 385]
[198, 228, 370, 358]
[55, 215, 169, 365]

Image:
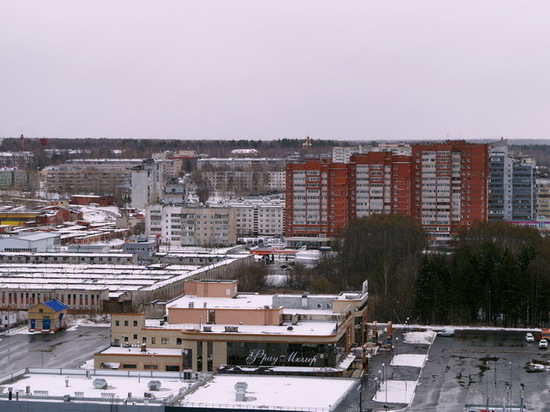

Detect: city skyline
[2, 1, 550, 141]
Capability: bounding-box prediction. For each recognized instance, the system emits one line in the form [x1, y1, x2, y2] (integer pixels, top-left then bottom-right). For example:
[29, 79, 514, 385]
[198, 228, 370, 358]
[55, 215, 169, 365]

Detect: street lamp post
[395, 337, 399, 355]
[382, 362, 388, 410]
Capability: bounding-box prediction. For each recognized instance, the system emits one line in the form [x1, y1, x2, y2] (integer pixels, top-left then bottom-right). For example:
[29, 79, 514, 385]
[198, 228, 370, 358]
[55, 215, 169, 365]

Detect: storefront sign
[246, 349, 318, 366]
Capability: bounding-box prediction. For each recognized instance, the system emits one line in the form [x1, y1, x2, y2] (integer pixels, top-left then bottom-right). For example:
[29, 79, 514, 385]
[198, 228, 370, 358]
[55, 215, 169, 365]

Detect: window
[133, 334, 138, 340]
[124, 320, 129, 327]
[115, 320, 120, 327]
[122, 364, 137, 369]
[133, 320, 138, 327]
[144, 364, 158, 370]
[151, 337, 156, 344]
[161, 337, 169, 345]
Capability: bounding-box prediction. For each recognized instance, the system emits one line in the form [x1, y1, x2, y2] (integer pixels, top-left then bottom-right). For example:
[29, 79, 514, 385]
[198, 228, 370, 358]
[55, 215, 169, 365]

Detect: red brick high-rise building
[284, 141, 489, 246]
[411, 141, 489, 244]
[285, 159, 354, 247]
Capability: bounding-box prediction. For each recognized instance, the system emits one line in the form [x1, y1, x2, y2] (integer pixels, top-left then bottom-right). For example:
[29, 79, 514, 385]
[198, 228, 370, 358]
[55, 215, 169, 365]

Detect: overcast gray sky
[2, 1, 550, 141]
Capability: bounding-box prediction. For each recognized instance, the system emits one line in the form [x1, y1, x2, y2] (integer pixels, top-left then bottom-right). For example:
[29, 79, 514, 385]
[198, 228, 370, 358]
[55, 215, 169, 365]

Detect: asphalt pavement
[0, 326, 110, 375]
[362, 328, 550, 412]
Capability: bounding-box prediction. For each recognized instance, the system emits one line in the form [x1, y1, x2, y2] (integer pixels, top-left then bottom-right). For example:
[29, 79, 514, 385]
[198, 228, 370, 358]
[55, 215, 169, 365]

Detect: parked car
[437, 328, 455, 337]
[539, 339, 548, 349]
[525, 332, 535, 342]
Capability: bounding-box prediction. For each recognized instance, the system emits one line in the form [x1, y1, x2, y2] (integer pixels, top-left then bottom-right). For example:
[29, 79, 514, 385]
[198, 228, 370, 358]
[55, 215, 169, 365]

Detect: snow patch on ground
[373, 380, 417, 404]
[391, 354, 427, 368]
[403, 330, 436, 345]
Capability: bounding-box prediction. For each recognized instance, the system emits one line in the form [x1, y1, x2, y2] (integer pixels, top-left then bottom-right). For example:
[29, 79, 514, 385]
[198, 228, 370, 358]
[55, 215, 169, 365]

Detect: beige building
[95, 279, 369, 376]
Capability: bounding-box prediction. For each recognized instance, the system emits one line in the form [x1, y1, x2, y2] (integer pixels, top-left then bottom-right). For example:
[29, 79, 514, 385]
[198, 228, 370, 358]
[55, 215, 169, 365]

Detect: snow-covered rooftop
[0, 369, 185, 405]
[179, 374, 357, 410]
[168, 293, 274, 310]
[146, 320, 339, 336]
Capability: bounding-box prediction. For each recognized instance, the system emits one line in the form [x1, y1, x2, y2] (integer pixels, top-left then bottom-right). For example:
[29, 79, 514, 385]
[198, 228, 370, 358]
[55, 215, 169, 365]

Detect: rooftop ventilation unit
[148, 380, 161, 391]
[235, 382, 248, 402]
[203, 326, 212, 332]
[224, 326, 238, 332]
[93, 379, 108, 389]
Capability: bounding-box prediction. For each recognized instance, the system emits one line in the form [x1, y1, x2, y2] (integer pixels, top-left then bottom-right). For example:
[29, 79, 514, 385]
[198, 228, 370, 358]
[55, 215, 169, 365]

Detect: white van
[437, 328, 455, 337]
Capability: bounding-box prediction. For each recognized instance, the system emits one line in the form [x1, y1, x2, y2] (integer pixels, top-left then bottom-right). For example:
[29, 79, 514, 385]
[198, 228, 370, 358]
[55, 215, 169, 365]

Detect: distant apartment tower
[351, 152, 412, 217]
[130, 159, 166, 209]
[536, 178, 550, 219]
[285, 159, 354, 246]
[411, 141, 489, 243]
[488, 142, 536, 221]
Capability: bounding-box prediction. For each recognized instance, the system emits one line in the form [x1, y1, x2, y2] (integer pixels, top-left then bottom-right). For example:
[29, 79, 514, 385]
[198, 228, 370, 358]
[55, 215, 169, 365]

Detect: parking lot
[363, 328, 550, 411]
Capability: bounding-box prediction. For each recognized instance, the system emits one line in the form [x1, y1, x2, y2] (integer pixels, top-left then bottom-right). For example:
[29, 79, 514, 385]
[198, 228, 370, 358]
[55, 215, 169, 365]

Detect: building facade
[95, 279, 369, 376]
[411, 141, 489, 243]
[285, 159, 354, 244]
[488, 143, 536, 221]
[285, 141, 490, 245]
[42, 159, 142, 196]
[147, 204, 236, 247]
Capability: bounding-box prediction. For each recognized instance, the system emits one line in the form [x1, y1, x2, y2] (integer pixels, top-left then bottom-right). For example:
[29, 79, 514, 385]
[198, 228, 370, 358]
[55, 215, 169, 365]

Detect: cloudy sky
[2, 1, 550, 141]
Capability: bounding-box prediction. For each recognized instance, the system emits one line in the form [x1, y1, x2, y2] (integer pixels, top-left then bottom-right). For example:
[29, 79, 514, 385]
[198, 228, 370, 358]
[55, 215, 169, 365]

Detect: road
[0, 326, 110, 374]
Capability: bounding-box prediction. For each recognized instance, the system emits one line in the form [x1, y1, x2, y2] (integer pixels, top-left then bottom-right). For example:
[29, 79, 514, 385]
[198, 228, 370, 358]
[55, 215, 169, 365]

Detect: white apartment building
[229, 199, 284, 236]
[147, 204, 236, 247]
[130, 159, 168, 209]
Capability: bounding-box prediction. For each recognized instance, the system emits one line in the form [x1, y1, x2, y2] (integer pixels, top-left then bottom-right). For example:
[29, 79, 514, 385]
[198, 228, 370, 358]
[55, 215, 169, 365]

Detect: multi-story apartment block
[152, 149, 198, 177]
[230, 199, 284, 236]
[198, 157, 286, 195]
[332, 146, 365, 163]
[286, 141, 490, 246]
[489, 142, 536, 221]
[411, 141, 489, 243]
[131, 159, 167, 209]
[42, 159, 142, 195]
[147, 204, 236, 247]
[285, 159, 354, 245]
[536, 178, 550, 219]
[0, 168, 38, 190]
[332, 144, 411, 163]
[351, 152, 412, 217]
[0, 151, 35, 169]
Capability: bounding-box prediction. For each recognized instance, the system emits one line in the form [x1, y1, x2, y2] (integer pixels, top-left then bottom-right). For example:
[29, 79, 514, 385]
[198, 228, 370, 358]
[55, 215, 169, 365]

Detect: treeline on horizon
[287, 215, 550, 328]
[3, 137, 550, 167]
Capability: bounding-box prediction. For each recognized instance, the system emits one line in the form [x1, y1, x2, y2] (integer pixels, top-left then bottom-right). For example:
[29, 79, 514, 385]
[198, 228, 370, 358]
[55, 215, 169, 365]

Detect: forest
[5, 137, 550, 168]
[286, 216, 550, 328]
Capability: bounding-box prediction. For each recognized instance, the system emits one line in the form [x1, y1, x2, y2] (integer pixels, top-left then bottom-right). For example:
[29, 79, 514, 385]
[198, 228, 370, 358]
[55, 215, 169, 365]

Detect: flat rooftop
[168, 293, 274, 310]
[179, 374, 357, 410]
[145, 319, 338, 336]
[0, 263, 199, 293]
[0, 369, 185, 405]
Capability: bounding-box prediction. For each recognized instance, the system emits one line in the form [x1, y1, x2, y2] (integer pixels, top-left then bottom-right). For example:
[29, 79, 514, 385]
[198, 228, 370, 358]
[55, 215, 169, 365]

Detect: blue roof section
[43, 299, 67, 312]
